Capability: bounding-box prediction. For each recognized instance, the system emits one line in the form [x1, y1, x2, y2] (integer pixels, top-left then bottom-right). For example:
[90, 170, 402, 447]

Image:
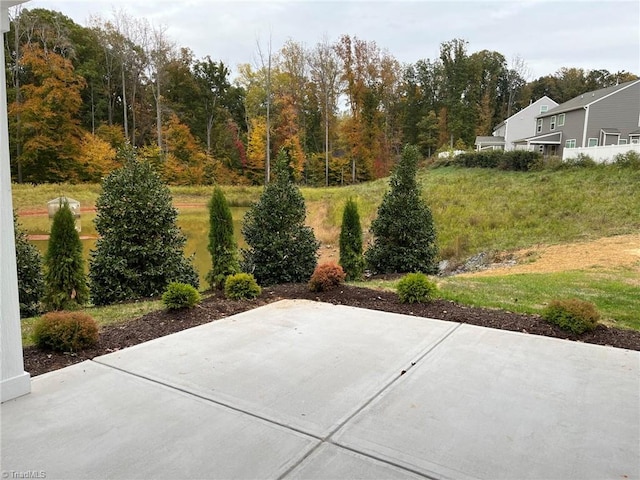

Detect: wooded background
[4, 8, 637, 185]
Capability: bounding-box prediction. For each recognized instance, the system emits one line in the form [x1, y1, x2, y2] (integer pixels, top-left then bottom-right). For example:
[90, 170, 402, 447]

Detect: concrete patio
[2, 299, 638, 480]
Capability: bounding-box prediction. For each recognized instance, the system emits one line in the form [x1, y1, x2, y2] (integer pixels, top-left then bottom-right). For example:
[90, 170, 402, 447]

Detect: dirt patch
[23, 282, 640, 378]
[461, 234, 640, 277]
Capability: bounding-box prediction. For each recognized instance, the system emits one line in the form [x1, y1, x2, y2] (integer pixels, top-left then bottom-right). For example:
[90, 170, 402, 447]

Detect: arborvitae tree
[339, 198, 365, 281]
[14, 212, 44, 317]
[206, 186, 239, 289]
[89, 156, 198, 306]
[43, 202, 89, 311]
[242, 149, 319, 285]
[365, 144, 438, 274]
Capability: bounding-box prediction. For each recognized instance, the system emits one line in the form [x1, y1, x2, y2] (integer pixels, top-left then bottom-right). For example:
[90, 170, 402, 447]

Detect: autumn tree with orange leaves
[10, 45, 86, 183]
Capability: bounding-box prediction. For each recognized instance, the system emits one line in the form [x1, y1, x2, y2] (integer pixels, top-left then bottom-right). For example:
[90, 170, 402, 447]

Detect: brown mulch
[24, 283, 640, 377]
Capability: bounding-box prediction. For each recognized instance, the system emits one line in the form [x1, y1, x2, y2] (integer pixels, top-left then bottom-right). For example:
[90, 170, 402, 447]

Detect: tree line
[4, 7, 637, 186]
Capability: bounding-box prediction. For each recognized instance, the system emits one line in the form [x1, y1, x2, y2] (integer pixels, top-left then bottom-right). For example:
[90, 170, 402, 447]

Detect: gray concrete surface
[95, 300, 457, 437]
[333, 323, 640, 480]
[1, 361, 318, 479]
[2, 300, 639, 480]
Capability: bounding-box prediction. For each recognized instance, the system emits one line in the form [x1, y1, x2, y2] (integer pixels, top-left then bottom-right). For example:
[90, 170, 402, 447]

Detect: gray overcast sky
[20, 0, 640, 80]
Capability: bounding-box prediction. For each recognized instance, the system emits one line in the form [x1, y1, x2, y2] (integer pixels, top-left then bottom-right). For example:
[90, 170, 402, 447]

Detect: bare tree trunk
[266, 47, 271, 184]
[156, 74, 162, 150]
[13, 12, 22, 182]
[90, 82, 95, 134]
[121, 65, 128, 139]
[256, 35, 272, 184]
[325, 96, 329, 186]
[206, 114, 214, 155]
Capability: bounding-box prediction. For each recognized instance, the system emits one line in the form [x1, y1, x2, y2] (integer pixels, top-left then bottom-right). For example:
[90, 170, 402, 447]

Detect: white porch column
[1, 0, 30, 403]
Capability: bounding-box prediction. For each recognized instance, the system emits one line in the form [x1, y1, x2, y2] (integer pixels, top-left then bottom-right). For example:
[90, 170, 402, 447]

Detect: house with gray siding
[476, 96, 558, 151]
[515, 79, 640, 156]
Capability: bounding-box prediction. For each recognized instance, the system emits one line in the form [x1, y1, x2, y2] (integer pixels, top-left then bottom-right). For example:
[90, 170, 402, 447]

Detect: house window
[630, 136, 640, 144]
[565, 139, 576, 148]
[619, 139, 628, 145]
[536, 119, 543, 133]
[540, 105, 548, 113]
[587, 138, 598, 147]
[558, 114, 565, 126]
[550, 116, 557, 130]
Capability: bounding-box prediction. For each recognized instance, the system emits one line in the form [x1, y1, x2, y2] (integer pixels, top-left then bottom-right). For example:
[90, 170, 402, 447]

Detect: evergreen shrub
[206, 186, 239, 289]
[365, 144, 438, 274]
[499, 151, 540, 171]
[396, 273, 438, 304]
[241, 149, 319, 285]
[542, 298, 600, 334]
[308, 262, 346, 292]
[14, 212, 44, 317]
[43, 202, 89, 311]
[562, 153, 596, 168]
[89, 156, 198, 306]
[453, 150, 540, 171]
[162, 282, 202, 310]
[32, 311, 98, 352]
[613, 150, 640, 169]
[339, 198, 365, 281]
[224, 273, 261, 300]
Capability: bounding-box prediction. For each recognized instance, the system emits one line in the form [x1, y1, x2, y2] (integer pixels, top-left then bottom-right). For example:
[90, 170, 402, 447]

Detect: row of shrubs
[434, 149, 640, 171]
[437, 150, 542, 171]
[31, 266, 601, 353]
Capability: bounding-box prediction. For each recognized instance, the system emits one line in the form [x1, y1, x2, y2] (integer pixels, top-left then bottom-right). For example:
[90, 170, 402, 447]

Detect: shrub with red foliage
[308, 262, 347, 292]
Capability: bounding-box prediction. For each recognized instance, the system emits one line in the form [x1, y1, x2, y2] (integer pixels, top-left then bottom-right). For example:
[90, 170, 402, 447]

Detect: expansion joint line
[276, 322, 463, 480]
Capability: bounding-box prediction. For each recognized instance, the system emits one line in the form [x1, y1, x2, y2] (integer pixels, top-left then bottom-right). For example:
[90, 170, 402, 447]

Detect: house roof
[539, 80, 640, 117]
[475, 136, 505, 145]
[493, 95, 558, 130]
[516, 131, 562, 145]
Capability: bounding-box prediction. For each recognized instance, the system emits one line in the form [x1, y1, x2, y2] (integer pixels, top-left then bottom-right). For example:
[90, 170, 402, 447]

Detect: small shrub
[224, 273, 261, 300]
[562, 153, 597, 168]
[499, 150, 541, 171]
[32, 311, 99, 352]
[309, 262, 346, 292]
[531, 155, 563, 171]
[542, 299, 600, 334]
[162, 282, 202, 310]
[613, 150, 640, 169]
[396, 273, 438, 304]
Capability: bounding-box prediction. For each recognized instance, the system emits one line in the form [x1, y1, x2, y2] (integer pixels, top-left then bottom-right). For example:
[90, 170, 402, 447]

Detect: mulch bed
[24, 283, 640, 377]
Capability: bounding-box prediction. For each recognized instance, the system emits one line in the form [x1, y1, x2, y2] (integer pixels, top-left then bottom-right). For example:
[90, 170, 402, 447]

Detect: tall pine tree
[339, 198, 365, 280]
[365, 144, 438, 274]
[242, 149, 319, 285]
[43, 201, 89, 311]
[207, 186, 239, 289]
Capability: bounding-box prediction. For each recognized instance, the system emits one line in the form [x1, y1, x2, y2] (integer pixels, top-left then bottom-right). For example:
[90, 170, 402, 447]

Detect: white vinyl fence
[563, 144, 640, 163]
